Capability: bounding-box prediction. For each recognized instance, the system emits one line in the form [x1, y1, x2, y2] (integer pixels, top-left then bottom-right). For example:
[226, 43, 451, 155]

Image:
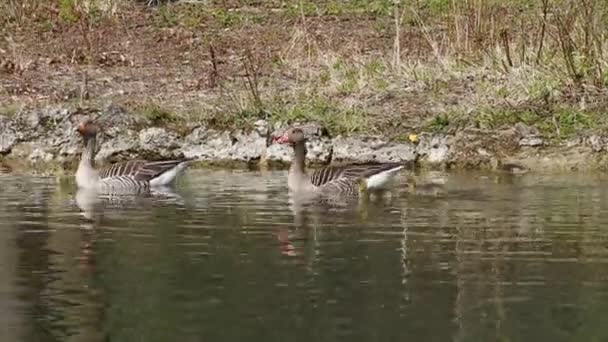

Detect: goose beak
[273, 133, 290, 144]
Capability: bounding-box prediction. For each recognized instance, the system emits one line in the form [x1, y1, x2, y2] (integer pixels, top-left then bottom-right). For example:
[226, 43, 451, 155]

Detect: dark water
[1, 170, 608, 342]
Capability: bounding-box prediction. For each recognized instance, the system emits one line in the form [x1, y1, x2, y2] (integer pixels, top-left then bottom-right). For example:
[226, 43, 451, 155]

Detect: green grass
[4, 0, 608, 140]
[139, 104, 176, 125]
[268, 96, 371, 135]
[151, 3, 267, 29]
[425, 106, 604, 139]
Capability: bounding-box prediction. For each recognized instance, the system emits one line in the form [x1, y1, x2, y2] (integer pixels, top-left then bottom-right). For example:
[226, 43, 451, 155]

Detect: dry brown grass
[2, 0, 608, 137]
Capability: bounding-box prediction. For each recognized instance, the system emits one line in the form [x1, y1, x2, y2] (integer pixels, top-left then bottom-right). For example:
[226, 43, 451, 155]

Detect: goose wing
[310, 162, 403, 186]
[318, 177, 363, 196]
[132, 159, 191, 182]
[98, 159, 191, 183]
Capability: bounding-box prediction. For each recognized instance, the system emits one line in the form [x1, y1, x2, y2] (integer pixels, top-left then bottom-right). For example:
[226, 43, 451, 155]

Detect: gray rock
[513, 122, 539, 137]
[565, 137, 582, 148]
[95, 131, 139, 162]
[9, 143, 36, 159]
[271, 122, 328, 139]
[253, 119, 269, 137]
[57, 134, 82, 156]
[102, 103, 146, 129]
[181, 127, 234, 161]
[305, 138, 332, 164]
[28, 147, 54, 163]
[181, 126, 267, 162]
[332, 136, 416, 163]
[0, 118, 17, 154]
[26, 111, 40, 128]
[0, 134, 16, 154]
[265, 139, 332, 164]
[519, 136, 544, 147]
[48, 122, 81, 150]
[416, 134, 450, 164]
[586, 135, 605, 152]
[139, 127, 181, 158]
[231, 130, 267, 162]
[512, 122, 545, 147]
[264, 143, 291, 163]
[477, 148, 491, 157]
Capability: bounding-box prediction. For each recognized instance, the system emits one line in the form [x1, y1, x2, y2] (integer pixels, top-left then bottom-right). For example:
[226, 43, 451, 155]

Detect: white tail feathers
[149, 160, 191, 186]
[364, 165, 404, 190]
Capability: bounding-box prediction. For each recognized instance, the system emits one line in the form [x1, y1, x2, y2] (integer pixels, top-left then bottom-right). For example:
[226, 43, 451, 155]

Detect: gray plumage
[273, 127, 404, 196]
[97, 159, 190, 189]
[310, 162, 404, 187]
[75, 121, 192, 192]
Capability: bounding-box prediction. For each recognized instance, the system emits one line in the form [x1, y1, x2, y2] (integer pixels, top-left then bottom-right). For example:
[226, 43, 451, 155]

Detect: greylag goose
[273, 127, 405, 195]
[75, 121, 192, 192]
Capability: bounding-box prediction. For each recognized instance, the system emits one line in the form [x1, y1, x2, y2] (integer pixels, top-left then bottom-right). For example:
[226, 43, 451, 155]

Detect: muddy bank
[0, 105, 606, 174]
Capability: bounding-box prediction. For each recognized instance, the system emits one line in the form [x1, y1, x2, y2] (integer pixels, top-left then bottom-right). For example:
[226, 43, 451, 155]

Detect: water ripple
[0, 171, 607, 341]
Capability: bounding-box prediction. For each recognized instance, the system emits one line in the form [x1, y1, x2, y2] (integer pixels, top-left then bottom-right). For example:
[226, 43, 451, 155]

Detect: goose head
[273, 127, 306, 146]
[76, 121, 99, 142]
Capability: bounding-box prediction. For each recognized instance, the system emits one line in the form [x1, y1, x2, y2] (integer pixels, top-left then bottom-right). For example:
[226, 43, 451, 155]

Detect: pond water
[1, 169, 608, 342]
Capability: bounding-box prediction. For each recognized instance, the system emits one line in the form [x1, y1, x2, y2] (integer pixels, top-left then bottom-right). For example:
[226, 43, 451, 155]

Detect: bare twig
[79, 71, 89, 106]
[242, 49, 263, 111]
[392, 2, 401, 69]
[500, 29, 513, 69]
[208, 45, 219, 89]
[536, 0, 549, 64]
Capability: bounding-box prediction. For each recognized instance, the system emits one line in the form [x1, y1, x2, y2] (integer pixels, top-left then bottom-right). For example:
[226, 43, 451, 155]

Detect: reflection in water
[1, 171, 608, 341]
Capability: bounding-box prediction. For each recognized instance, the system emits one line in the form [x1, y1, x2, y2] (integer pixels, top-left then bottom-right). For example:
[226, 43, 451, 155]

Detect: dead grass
[2, 0, 608, 138]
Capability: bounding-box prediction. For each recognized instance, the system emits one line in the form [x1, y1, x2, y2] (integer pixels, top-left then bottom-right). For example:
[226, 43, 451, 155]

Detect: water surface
[1, 170, 608, 342]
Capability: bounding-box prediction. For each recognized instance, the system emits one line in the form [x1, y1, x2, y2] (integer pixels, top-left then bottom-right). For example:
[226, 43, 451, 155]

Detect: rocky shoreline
[1, 105, 607, 174]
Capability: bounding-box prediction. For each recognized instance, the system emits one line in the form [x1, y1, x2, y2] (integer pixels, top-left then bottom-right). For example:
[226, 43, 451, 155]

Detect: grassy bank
[2, 0, 608, 138]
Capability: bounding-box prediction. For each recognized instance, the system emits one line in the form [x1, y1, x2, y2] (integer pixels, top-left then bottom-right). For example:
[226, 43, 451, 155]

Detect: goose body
[75, 121, 192, 192]
[274, 128, 404, 195]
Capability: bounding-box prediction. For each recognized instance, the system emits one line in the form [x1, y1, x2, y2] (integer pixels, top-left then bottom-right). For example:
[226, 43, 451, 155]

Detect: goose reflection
[280, 189, 400, 258]
[75, 187, 104, 223]
[75, 186, 185, 223]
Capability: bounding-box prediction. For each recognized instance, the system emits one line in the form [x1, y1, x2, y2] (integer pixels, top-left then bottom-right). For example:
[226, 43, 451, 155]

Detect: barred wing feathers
[318, 177, 362, 196]
[97, 159, 191, 187]
[310, 162, 404, 187]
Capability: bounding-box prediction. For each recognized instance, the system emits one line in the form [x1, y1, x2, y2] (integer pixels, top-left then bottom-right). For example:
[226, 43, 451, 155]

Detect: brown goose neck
[291, 140, 307, 174]
[81, 135, 96, 165]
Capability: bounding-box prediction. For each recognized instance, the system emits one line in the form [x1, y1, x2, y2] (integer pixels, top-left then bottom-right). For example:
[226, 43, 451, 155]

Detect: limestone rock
[332, 136, 416, 164]
[586, 135, 606, 152]
[519, 137, 544, 147]
[265, 139, 332, 165]
[139, 127, 181, 158]
[231, 130, 267, 162]
[416, 133, 450, 165]
[0, 116, 17, 154]
[181, 127, 234, 161]
[95, 131, 139, 162]
[181, 125, 268, 162]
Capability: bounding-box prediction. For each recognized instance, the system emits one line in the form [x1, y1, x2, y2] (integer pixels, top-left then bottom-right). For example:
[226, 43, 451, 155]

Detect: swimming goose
[273, 127, 405, 195]
[75, 121, 192, 192]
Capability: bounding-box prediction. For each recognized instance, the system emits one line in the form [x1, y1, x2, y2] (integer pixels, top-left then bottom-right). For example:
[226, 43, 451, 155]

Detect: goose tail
[364, 164, 404, 190]
[148, 158, 194, 187]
